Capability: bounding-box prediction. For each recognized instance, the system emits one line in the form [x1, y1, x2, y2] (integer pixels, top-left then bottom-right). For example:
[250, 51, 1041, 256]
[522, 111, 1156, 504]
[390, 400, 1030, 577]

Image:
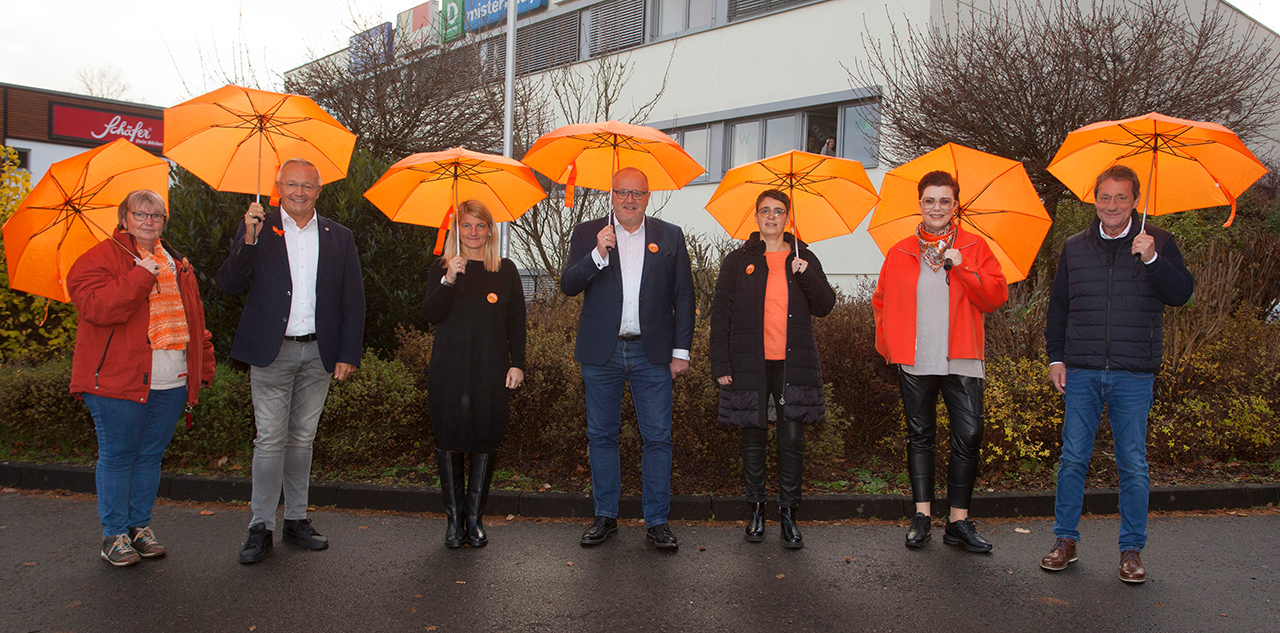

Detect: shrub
[166, 363, 255, 467]
[0, 359, 94, 456]
[314, 350, 429, 467]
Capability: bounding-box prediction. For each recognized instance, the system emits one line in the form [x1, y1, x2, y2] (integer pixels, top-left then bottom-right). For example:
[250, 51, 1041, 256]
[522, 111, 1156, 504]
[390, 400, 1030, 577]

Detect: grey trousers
[248, 340, 333, 530]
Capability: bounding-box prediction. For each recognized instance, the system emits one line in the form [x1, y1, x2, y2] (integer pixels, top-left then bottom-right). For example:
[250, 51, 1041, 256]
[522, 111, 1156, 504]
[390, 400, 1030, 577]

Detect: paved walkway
[2, 490, 1276, 632]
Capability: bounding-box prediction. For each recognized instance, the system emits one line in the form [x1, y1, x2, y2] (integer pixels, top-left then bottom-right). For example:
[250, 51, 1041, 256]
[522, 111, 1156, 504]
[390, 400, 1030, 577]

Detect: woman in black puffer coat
[709, 189, 836, 549]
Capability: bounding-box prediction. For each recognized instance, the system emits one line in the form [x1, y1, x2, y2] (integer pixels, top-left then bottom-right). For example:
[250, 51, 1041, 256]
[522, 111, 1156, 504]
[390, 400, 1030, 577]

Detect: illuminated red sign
[49, 103, 163, 150]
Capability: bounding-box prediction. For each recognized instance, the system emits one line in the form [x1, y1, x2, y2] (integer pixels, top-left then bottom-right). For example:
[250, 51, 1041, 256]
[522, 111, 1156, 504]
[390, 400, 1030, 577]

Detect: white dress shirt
[591, 217, 690, 360]
[282, 211, 320, 336]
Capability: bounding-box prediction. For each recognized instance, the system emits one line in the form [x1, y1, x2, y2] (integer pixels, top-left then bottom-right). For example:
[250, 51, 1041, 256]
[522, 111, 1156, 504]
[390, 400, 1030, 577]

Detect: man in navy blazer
[561, 167, 695, 550]
[217, 158, 366, 564]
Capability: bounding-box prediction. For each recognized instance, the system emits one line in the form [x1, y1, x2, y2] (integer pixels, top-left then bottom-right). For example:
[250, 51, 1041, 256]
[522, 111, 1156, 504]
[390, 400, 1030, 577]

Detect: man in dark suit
[561, 166, 696, 550]
[218, 158, 366, 564]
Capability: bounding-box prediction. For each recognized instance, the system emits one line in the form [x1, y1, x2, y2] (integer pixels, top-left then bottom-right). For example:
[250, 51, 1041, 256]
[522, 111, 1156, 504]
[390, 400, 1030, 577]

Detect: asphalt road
[2, 490, 1276, 633]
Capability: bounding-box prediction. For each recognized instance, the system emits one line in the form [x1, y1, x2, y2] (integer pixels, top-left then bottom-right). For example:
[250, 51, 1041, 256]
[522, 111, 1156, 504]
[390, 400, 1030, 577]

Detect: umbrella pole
[1139, 151, 1156, 234]
[256, 132, 262, 204]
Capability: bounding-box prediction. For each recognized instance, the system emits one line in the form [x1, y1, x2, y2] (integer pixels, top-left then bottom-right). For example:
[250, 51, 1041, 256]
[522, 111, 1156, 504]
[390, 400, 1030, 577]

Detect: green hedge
[3, 290, 1278, 493]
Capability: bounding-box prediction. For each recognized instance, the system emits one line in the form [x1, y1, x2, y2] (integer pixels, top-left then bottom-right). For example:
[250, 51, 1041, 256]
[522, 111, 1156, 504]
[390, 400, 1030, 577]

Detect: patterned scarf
[141, 243, 189, 351]
[916, 221, 956, 272]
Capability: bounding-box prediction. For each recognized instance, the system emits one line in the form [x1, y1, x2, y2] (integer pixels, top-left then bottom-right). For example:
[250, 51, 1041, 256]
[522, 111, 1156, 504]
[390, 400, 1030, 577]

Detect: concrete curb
[2, 461, 1276, 520]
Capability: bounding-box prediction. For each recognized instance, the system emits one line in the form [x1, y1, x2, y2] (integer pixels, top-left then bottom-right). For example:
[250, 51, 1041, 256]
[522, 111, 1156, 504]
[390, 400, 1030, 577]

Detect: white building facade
[290, 0, 1280, 288]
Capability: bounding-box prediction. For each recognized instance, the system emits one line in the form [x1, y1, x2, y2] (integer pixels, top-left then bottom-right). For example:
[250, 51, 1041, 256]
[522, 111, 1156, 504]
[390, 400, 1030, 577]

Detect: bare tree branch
[848, 0, 1280, 218]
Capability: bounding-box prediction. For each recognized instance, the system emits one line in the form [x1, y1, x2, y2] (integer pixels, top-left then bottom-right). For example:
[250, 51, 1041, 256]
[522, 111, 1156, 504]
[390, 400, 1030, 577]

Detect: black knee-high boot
[464, 452, 496, 548]
[436, 450, 466, 548]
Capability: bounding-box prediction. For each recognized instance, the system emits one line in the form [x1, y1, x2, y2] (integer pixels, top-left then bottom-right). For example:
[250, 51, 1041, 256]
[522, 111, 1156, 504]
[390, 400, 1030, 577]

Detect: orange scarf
[141, 244, 189, 351]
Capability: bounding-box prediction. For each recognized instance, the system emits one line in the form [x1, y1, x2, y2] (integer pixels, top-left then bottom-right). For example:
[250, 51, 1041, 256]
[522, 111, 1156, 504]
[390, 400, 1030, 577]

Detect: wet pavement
[2, 490, 1276, 632]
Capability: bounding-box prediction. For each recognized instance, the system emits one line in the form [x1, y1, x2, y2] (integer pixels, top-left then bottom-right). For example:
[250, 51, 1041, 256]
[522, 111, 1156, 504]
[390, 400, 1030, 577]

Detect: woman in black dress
[423, 200, 526, 548]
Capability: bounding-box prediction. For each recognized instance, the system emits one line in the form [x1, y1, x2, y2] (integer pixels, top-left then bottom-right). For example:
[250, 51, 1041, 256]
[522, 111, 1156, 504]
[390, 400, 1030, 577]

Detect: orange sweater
[872, 228, 1008, 365]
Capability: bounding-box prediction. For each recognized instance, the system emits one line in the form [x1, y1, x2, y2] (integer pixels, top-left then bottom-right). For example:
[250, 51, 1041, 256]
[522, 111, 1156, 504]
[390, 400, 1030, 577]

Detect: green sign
[443, 0, 465, 41]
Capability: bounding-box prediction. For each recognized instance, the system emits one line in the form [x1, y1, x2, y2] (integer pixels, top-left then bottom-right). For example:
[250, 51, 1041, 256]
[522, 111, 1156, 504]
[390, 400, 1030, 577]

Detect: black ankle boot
[744, 501, 765, 543]
[464, 452, 496, 548]
[779, 506, 803, 549]
[436, 450, 466, 548]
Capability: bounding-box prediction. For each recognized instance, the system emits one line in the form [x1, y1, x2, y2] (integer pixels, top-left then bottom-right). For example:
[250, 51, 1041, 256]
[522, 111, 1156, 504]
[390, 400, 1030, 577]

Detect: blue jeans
[84, 387, 188, 537]
[1053, 368, 1153, 552]
[581, 339, 673, 526]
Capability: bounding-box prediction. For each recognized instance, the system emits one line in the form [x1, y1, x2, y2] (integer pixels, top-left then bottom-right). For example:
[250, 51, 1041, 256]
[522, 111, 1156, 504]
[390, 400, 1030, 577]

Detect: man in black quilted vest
[1038, 164, 1194, 584]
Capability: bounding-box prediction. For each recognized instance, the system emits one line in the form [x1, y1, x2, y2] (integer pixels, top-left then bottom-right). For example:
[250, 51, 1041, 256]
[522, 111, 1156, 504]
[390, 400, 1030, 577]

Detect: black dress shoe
[779, 507, 803, 549]
[943, 518, 993, 553]
[646, 523, 679, 550]
[744, 501, 765, 543]
[580, 516, 618, 546]
[238, 523, 273, 564]
[905, 512, 932, 549]
[283, 518, 329, 550]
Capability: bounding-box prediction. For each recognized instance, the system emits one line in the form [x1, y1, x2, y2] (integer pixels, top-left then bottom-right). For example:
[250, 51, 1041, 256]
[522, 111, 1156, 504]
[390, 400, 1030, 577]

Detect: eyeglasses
[130, 211, 166, 223]
[919, 197, 957, 210]
[279, 181, 319, 193]
[1096, 194, 1133, 205]
[612, 189, 649, 200]
[756, 208, 788, 218]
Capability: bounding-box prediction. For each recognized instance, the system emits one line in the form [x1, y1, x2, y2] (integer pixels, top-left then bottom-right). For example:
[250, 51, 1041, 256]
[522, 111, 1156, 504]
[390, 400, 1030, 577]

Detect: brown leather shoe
[1119, 549, 1147, 584]
[1039, 537, 1077, 571]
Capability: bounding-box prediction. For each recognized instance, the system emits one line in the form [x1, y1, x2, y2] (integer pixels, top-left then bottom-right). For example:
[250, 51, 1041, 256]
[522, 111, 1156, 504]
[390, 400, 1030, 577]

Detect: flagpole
[499, 0, 517, 260]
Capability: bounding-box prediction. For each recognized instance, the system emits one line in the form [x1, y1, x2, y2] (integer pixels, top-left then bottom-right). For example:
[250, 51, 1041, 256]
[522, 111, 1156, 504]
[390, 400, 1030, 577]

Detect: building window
[842, 102, 880, 168]
[658, 0, 714, 37]
[727, 0, 810, 22]
[729, 120, 761, 169]
[589, 0, 647, 56]
[9, 147, 31, 171]
[662, 96, 880, 181]
[669, 126, 711, 182]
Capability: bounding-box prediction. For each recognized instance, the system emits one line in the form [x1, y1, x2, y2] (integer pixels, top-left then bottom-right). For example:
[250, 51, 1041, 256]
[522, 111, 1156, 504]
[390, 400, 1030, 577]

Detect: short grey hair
[276, 157, 323, 186]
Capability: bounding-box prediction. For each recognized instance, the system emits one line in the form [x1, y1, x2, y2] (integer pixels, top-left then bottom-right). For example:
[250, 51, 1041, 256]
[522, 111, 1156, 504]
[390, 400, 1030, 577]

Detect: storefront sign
[49, 103, 163, 150]
[349, 22, 396, 75]
[463, 0, 548, 31]
[397, 2, 437, 50]
[442, 0, 465, 41]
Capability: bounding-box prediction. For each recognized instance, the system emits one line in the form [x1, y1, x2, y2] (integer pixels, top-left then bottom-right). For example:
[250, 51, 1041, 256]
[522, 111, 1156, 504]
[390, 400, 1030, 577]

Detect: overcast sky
[2, 0, 1279, 108]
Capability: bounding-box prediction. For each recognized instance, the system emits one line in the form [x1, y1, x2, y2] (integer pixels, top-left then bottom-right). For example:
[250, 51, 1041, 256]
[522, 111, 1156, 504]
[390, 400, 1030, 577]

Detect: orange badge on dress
[745, 264, 755, 275]
[487, 293, 498, 304]
[648, 243, 659, 253]
[272, 226, 284, 236]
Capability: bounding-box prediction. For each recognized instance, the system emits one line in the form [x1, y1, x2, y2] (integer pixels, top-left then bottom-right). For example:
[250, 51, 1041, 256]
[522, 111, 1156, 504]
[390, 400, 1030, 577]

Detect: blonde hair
[117, 189, 167, 230]
[440, 199, 501, 272]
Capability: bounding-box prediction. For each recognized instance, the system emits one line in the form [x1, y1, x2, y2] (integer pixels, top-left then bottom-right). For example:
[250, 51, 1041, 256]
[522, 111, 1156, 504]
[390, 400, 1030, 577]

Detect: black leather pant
[743, 360, 804, 508]
[898, 371, 985, 509]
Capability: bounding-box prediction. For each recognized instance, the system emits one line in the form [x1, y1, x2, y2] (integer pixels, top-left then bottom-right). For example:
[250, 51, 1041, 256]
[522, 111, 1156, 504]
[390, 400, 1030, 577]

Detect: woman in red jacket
[872, 171, 1008, 553]
[67, 189, 216, 567]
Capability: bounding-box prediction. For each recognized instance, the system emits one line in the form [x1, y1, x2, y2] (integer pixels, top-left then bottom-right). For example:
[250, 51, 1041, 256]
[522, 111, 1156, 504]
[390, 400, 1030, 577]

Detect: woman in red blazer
[872, 170, 1008, 554]
[68, 189, 216, 567]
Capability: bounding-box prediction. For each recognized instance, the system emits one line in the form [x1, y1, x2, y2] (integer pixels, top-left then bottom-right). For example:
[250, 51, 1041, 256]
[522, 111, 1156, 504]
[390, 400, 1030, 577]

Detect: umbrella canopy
[705, 150, 880, 245]
[522, 120, 705, 196]
[1047, 112, 1268, 227]
[3, 139, 169, 302]
[869, 143, 1051, 284]
[363, 147, 546, 227]
[163, 84, 356, 199]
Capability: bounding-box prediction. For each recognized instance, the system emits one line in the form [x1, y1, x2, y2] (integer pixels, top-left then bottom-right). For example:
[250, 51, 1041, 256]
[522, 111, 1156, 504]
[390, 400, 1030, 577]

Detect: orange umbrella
[3, 139, 169, 302]
[522, 120, 704, 206]
[1047, 112, 1268, 228]
[869, 143, 1050, 284]
[363, 147, 546, 253]
[163, 84, 356, 200]
[705, 150, 879, 249]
